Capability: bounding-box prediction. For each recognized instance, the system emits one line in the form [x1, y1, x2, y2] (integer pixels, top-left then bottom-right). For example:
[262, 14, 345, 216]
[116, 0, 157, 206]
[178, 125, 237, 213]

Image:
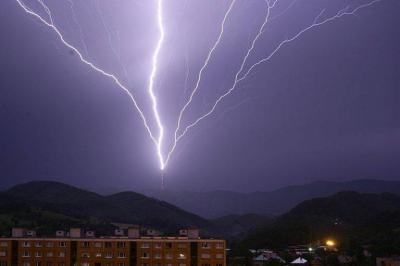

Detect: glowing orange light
[326, 240, 335, 247]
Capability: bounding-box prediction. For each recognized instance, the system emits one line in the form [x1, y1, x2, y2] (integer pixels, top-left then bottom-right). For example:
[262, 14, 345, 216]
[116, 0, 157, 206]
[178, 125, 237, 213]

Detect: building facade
[0, 229, 226, 266]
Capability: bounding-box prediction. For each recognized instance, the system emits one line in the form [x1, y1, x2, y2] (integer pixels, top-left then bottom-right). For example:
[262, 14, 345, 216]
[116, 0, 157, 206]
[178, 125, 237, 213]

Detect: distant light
[326, 240, 335, 247]
[308, 247, 313, 252]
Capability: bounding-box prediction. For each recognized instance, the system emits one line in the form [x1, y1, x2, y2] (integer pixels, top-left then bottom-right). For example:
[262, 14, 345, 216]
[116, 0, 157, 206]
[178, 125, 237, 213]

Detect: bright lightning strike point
[148, 0, 166, 170]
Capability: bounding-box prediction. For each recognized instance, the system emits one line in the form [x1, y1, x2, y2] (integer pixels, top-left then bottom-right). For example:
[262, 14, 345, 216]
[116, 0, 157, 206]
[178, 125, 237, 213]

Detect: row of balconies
[11, 228, 200, 239]
[1, 241, 223, 252]
[21, 241, 67, 248]
[15, 251, 223, 260]
[21, 251, 66, 258]
[138, 253, 223, 260]
[1, 241, 221, 251]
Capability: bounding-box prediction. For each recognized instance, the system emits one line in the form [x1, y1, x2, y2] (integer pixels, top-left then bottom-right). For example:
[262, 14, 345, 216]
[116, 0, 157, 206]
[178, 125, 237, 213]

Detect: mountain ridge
[145, 179, 400, 218]
[0, 181, 268, 239]
[0, 181, 211, 235]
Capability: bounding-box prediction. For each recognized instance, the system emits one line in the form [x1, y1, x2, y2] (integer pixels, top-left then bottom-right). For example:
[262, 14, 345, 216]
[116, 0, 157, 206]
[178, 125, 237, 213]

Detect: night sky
[0, 0, 399, 192]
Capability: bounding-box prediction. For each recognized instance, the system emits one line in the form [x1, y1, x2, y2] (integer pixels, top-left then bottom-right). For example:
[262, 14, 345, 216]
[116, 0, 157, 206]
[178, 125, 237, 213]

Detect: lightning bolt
[270, 0, 297, 22]
[13, 0, 383, 174]
[174, 0, 235, 141]
[181, 48, 190, 101]
[66, 0, 89, 57]
[165, 0, 274, 165]
[166, 0, 236, 166]
[148, 0, 166, 170]
[14, 0, 157, 147]
[240, 0, 382, 81]
[166, 0, 382, 165]
[94, 0, 129, 80]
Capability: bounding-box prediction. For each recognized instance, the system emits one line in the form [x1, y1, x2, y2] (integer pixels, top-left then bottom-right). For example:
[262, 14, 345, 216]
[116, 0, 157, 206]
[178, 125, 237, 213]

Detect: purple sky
[0, 0, 399, 192]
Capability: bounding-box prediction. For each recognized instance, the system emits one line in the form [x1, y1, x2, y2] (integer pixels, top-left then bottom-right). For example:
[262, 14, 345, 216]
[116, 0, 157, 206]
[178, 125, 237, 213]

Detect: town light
[326, 240, 336, 247]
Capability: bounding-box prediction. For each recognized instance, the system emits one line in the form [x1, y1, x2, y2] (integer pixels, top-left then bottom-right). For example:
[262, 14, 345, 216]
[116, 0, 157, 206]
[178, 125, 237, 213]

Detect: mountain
[4, 180, 400, 242]
[211, 214, 272, 239]
[0, 181, 210, 236]
[239, 191, 400, 255]
[147, 179, 400, 218]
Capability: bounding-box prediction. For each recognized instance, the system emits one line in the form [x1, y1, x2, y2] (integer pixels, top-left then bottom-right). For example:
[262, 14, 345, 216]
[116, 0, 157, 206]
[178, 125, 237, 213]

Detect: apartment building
[0, 228, 225, 266]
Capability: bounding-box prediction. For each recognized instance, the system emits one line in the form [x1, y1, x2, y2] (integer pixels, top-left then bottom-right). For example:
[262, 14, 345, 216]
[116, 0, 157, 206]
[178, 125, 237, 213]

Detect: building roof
[253, 254, 272, 261]
[291, 257, 308, 264]
[253, 252, 285, 263]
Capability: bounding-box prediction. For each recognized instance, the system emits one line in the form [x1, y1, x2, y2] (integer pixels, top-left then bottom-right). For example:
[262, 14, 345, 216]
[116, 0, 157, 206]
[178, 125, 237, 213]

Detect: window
[46, 242, 54, 248]
[216, 254, 224, 259]
[216, 242, 224, 249]
[178, 243, 187, 248]
[94, 242, 102, 248]
[116, 242, 125, 248]
[35, 262, 41, 266]
[117, 252, 126, 258]
[201, 253, 210, 259]
[82, 242, 90, 248]
[105, 242, 112, 248]
[178, 253, 187, 259]
[141, 252, 149, 259]
[140, 243, 149, 248]
[105, 252, 113, 258]
[154, 253, 162, 259]
[35, 242, 42, 248]
[22, 251, 30, 257]
[59, 242, 66, 248]
[35, 252, 42, 257]
[0, 252, 6, 257]
[0, 261, 7, 266]
[81, 253, 90, 258]
[46, 252, 53, 257]
[201, 242, 211, 249]
[22, 242, 30, 248]
[23, 262, 30, 266]
[165, 242, 172, 249]
[95, 253, 101, 258]
[0, 242, 8, 247]
[165, 253, 173, 259]
[154, 243, 162, 249]
[59, 252, 65, 258]
[81, 263, 89, 266]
